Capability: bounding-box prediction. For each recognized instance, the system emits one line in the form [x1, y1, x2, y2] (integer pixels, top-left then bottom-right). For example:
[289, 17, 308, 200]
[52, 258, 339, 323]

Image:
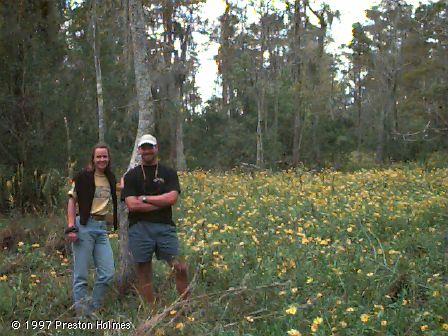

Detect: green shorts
[128, 222, 178, 263]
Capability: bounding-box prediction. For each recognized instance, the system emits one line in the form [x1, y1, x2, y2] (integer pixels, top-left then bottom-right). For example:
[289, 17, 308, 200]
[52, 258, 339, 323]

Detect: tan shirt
[68, 173, 112, 215]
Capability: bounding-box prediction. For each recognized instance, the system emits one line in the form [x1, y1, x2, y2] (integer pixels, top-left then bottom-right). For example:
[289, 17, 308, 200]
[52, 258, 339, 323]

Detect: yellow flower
[291, 287, 298, 294]
[287, 329, 302, 336]
[346, 307, 355, 312]
[420, 325, 428, 331]
[340, 321, 347, 328]
[360, 314, 369, 323]
[313, 317, 323, 325]
[388, 249, 400, 255]
[0, 275, 7, 281]
[175, 322, 184, 330]
[306, 277, 313, 284]
[245, 316, 254, 322]
[154, 328, 165, 336]
[285, 306, 297, 315]
[17, 241, 24, 247]
[381, 320, 387, 327]
[169, 310, 177, 316]
[32, 243, 40, 248]
[442, 323, 448, 330]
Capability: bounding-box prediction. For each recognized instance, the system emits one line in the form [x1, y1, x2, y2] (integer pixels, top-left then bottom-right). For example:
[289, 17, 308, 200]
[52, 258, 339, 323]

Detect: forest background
[0, 0, 447, 211]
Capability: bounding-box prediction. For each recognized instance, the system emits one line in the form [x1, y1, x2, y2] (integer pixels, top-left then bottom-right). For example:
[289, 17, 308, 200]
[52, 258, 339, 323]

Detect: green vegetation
[1, 167, 447, 335]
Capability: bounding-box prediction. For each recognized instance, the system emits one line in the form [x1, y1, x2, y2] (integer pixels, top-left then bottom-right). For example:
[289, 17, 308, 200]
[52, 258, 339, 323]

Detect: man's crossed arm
[125, 191, 179, 212]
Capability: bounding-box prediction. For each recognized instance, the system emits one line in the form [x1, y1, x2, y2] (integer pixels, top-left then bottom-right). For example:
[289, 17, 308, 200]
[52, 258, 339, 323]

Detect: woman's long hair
[87, 143, 113, 176]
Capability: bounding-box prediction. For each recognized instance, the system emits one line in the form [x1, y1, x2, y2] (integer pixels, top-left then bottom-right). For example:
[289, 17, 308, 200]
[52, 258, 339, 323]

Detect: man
[122, 134, 188, 304]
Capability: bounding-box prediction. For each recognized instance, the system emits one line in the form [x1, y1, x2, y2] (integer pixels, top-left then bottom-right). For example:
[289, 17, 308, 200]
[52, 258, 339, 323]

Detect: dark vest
[73, 169, 118, 230]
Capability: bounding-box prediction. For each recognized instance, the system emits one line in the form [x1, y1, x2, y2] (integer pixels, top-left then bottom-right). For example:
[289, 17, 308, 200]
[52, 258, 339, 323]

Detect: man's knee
[136, 262, 152, 279]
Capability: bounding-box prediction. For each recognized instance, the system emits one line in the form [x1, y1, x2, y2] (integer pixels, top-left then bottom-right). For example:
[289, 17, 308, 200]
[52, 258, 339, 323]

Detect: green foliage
[423, 151, 448, 169]
[1, 167, 447, 335]
[0, 165, 66, 214]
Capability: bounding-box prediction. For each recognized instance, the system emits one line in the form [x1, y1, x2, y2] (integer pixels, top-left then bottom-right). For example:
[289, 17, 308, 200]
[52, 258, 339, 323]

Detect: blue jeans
[72, 217, 115, 314]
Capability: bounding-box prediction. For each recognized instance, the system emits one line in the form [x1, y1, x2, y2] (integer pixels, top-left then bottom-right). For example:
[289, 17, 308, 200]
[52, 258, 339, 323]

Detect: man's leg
[128, 222, 156, 304]
[136, 261, 155, 304]
[156, 224, 189, 299]
[168, 259, 189, 299]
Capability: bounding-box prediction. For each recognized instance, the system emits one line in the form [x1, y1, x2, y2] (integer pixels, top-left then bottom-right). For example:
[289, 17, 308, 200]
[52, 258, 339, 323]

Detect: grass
[1, 166, 448, 335]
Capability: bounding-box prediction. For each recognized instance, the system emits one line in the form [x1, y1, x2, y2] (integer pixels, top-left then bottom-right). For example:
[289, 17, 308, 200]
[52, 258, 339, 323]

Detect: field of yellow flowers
[1, 166, 448, 335]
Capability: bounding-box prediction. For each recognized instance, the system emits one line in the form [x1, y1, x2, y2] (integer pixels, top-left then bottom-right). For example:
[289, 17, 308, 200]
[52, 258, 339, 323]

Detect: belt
[91, 214, 106, 221]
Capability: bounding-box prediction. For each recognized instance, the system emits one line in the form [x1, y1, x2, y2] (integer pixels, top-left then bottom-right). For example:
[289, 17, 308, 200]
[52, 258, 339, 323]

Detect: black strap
[64, 226, 79, 234]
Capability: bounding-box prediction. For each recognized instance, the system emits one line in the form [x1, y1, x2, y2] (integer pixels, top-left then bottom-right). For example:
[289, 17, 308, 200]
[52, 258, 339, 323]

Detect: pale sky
[195, 0, 430, 101]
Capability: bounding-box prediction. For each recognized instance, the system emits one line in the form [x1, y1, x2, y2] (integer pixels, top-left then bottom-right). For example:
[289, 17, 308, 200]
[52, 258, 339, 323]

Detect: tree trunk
[91, 0, 105, 143]
[273, 82, 279, 145]
[117, 0, 156, 294]
[175, 78, 187, 171]
[312, 111, 320, 164]
[375, 105, 386, 163]
[256, 81, 264, 168]
[355, 70, 362, 154]
[129, 0, 155, 156]
[175, 104, 187, 171]
[292, 110, 302, 167]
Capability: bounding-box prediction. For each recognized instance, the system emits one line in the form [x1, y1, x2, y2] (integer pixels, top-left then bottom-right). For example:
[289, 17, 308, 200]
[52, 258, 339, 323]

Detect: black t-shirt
[122, 163, 181, 226]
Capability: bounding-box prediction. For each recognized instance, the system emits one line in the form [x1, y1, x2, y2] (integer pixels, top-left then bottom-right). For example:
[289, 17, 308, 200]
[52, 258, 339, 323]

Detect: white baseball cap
[138, 134, 157, 147]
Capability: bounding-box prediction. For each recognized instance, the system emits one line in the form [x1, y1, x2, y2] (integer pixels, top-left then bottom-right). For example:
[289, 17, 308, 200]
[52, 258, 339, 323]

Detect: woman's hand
[65, 226, 79, 243]
[65, 231, 78, 243]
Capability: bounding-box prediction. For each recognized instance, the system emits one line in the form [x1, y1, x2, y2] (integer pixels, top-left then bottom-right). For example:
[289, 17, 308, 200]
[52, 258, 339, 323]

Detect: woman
[66, 143, 117, 317]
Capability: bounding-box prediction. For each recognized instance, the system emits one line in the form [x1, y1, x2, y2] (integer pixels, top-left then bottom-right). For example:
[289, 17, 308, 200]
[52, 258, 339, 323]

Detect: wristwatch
[142, 196, 148, 204]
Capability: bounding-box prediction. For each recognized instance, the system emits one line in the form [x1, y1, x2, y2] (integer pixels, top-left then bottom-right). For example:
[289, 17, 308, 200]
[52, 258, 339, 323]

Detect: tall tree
[91, 0, 105, 143]
[348, 23, 372, 154]
[128, 0, 155, 164]
[286, 0, 307, 166]
[116, 0, 157, 294]
[365, 0, 413, 162]
[0, 0, 66, 170]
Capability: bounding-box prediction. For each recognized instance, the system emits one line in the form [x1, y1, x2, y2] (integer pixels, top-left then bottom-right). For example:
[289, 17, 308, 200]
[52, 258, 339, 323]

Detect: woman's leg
[72, 218, 95, 315]
[91, 228, 115, 310]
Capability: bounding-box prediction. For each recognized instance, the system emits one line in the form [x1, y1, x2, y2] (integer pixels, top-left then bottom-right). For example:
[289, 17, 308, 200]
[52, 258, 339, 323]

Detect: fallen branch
[134, 279, 300, 335]
[133, 268, 199, 335]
